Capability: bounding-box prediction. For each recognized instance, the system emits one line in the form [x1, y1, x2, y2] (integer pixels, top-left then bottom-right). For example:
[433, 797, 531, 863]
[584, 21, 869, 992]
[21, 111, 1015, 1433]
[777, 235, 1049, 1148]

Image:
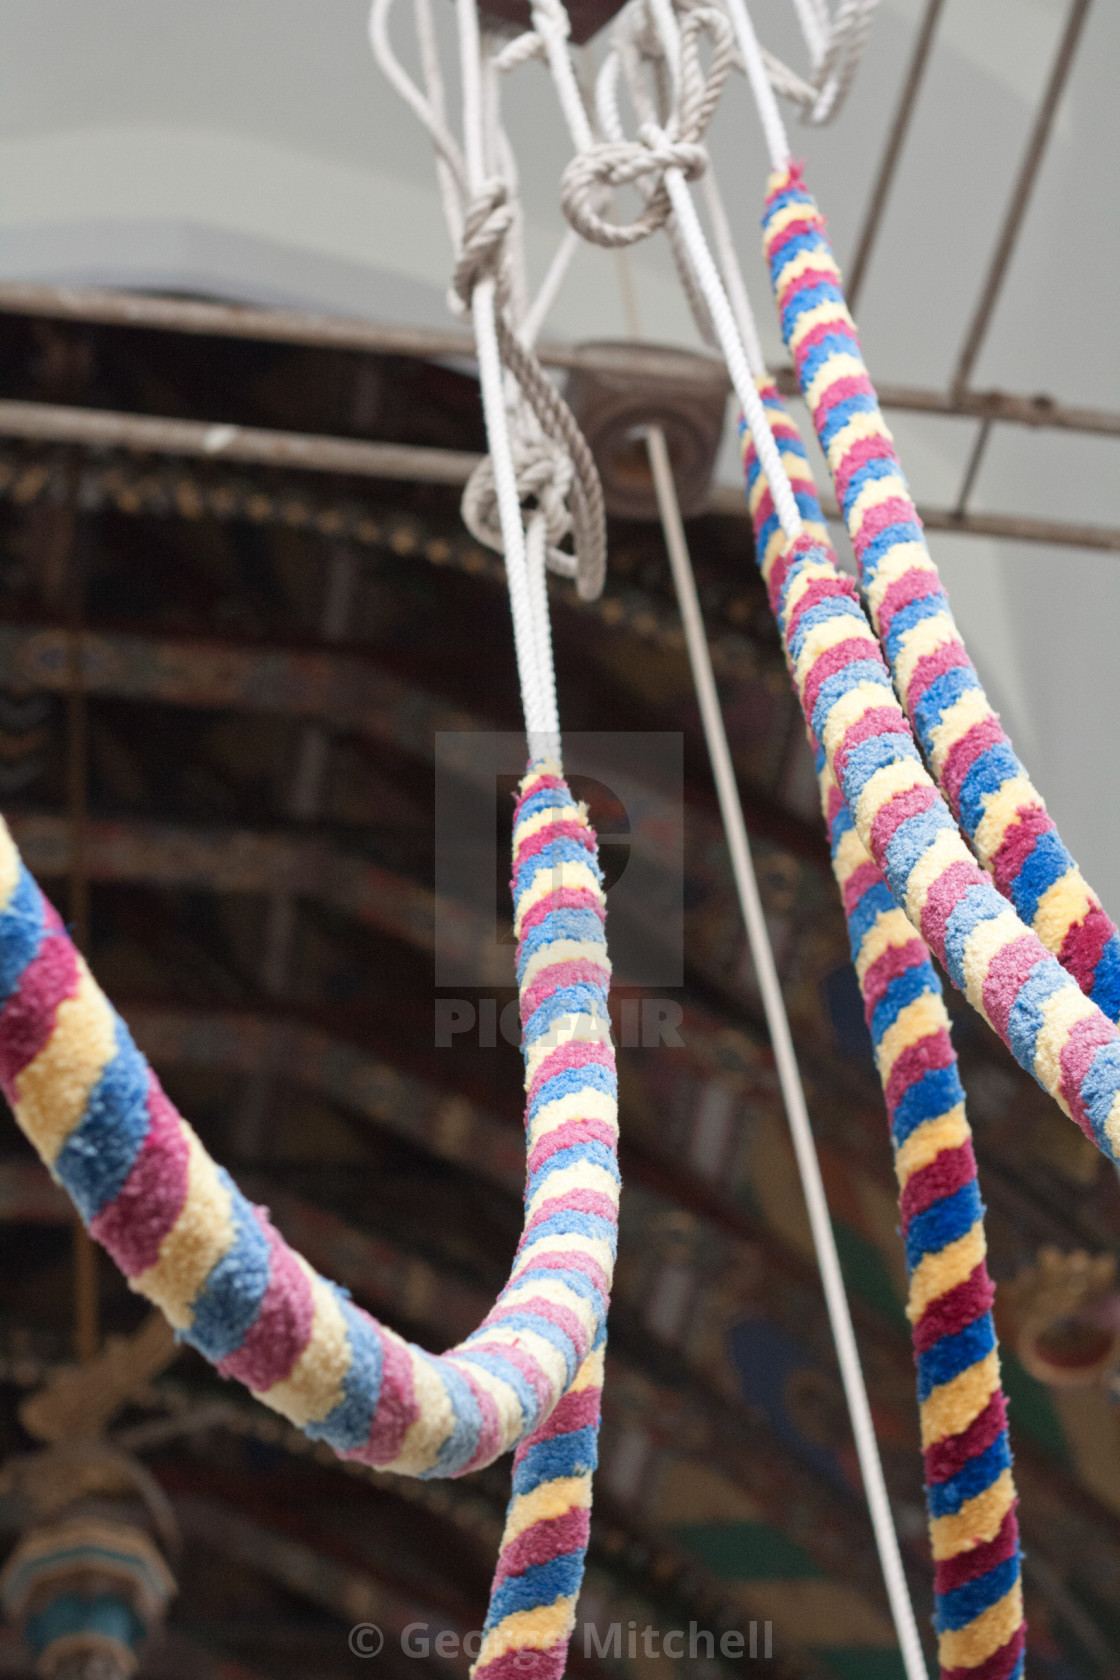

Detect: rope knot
[636, 122, 708, 181]
[462, 430, 575, 564]
[529, 0, 570, 43]
[450, 179, 515, 315]
[559, 1, 731, 250]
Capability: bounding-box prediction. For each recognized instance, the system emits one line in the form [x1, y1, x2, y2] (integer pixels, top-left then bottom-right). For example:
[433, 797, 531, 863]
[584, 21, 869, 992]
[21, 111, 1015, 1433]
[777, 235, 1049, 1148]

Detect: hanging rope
[715, 0, 1120, 1160]
[0, 7, 624, 1674]
[557, 0, 805, 538]
[370, 0, 606, 627]
[0, 763, 617, 1675]
[748, 0, 881, 127]
[645, 421, 928, 1678]
[372, 2, 620, 1666]
[743, 380, 1025, 1680]
[0, 790, 615, 1471]
[532, 0, 936, 1664]
[760, 162, 1120, 1025]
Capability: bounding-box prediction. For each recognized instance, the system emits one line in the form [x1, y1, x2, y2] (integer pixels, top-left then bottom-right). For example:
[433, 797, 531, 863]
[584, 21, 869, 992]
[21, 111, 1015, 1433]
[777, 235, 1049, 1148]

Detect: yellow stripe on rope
[14, 962, 116, 1167]
[474, 1599, 578, 1668]
[938, 1583, 1024, 1670]
[920, 1350, 1002, 1451]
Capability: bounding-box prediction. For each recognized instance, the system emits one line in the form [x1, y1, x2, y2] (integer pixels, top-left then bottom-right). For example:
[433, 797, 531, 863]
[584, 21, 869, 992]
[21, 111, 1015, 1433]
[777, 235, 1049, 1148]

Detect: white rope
[371, 0, 611, 756]
[652, 428, 925, 1680]
[519, 227, 581, 348]
[807, 0, 881, 124]
[699, 170, 768, 390]
[723, 0, 792, 173]
[455, 0, 562, 758]
[413, 0, 465, 246]
[532, 0, 596, 153]
[569, 6, 803, 539]
[627, 329, 929, 1680]
[525, 513, 561, 761]
[375, 0, 916, 1655]
[659, 169, 801, 538]
[791, 0, 830, 69]
[730, 0, 880, 131]
[369, 0, 468, 196]
[598, 12, 923, 1672]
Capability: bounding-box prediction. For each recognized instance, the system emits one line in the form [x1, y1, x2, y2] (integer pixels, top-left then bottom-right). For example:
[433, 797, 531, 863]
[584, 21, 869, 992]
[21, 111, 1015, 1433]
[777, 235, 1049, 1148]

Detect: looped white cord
[737, 0, 880, 128]
[803, 0, 880, 123]
[592, 6, 922, 1674]
[371, 0, 563, 755]
[370, 0, 607, 741]
[560, 5, 733, 248]
[566, 0, 801, 541]
[462, 425, 578, 576]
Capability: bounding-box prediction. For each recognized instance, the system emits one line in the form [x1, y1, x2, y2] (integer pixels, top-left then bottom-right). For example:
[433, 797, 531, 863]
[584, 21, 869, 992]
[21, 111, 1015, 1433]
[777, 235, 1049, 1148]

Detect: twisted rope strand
[743, 382, 1025, 1680]
[739, 471, 1120, 1161]
[762, 164, 1120, 1025]
[560, 5, 734, 248]
[0, 763, 616, 1660]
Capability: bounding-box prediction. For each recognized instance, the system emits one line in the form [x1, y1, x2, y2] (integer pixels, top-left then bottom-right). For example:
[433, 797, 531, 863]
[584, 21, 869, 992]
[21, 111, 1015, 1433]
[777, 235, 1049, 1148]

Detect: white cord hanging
[724, 0, 792, 173]
[373, 3, 919, 1664]
[454, 0, 562, 760]
[369, 0, 616, 760]
[580, 6, 926, 1667]
[748, 0, 881, 127]
[576, 11, 803, 541]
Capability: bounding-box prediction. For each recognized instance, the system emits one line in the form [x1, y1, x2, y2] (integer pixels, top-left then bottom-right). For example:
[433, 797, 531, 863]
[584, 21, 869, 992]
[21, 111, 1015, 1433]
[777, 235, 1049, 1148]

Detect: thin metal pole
[769, 368, 1120, 439]
[952, 417, 993, 518]
[846, 0, 946, 314]
[705, 481, 1120, 553]
[0, 336, 1118, 438]
[0, 399, 484, 485]
[952, 0, 1092, 397]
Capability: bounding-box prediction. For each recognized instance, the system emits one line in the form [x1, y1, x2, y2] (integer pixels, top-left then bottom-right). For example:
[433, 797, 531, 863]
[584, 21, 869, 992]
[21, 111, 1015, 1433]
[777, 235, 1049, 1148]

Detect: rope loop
[462, 428, 573, 562]
[560, 0, 732, 249]
[466, 316, 607, 599]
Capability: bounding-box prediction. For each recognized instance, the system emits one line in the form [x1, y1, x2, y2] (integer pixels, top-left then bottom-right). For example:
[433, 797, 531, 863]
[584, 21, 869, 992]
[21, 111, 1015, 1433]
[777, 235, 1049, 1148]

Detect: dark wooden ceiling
[0, 309, 1116, 1680]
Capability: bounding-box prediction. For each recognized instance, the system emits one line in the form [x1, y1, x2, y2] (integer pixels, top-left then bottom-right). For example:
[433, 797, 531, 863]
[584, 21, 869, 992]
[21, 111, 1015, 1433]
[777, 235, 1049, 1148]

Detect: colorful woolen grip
[738, 389, 1120, 1159]
[743, 389, 1025, 1680]
[0, 761, 617, 1665]
[761, 163, 1120, 1024]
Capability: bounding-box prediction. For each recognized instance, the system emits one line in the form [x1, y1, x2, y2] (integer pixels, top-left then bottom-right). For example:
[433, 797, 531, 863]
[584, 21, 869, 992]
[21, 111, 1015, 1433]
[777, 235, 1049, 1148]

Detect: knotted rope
[450, 183, 606, 596]
[559, 5, 734, 248]
[370, 0, 607, 609]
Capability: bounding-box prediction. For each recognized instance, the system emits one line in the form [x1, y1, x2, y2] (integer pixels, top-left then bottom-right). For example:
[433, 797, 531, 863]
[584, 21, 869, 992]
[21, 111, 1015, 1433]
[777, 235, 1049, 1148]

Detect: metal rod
[706, 482, 1120, 552]
[0, 399, 484, 483]
[952, 416, 993, 517]
[770, 365, 1120, 436]
[0, 283, 722, 385]
[1, 396, 1116, 551]
[952, 0, 1093, 397]
[1, 283, 1118, 437]
[845, 0, 946, 314]
[0, 282, 485, 361]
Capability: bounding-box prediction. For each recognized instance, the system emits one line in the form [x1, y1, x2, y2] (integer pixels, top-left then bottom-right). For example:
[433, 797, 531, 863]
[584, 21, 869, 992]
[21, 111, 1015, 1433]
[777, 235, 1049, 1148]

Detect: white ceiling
[1, 0, 1118, 909]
